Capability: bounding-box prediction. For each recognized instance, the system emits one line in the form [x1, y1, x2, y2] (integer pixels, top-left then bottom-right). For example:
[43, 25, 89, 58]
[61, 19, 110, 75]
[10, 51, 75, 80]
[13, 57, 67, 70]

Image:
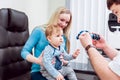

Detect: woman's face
[57, 13, 70, 29]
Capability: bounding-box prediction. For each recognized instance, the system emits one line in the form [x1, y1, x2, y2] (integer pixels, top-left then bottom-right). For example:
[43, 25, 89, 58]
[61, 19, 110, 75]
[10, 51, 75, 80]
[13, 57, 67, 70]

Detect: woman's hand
[38, 52, 44, 66]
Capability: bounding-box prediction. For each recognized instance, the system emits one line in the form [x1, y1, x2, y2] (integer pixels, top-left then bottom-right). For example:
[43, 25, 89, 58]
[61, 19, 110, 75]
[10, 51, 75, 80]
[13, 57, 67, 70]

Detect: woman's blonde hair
[47, 7, 72, 53]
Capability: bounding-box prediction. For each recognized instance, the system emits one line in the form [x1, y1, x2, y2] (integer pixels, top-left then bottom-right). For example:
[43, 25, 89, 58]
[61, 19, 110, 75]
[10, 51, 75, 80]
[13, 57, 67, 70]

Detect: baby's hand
[61, 59, 69, 66]
[56, 73, 64, 80]
[72, 49, 80, 59]
[59, 54, 69, 65]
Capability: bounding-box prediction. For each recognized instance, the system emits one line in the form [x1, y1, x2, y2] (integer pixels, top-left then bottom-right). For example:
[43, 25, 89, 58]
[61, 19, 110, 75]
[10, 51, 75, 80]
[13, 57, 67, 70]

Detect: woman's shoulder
[33, 25, 43, 31]
[35, 24, 47, 32]
[31, 24, 47, 34]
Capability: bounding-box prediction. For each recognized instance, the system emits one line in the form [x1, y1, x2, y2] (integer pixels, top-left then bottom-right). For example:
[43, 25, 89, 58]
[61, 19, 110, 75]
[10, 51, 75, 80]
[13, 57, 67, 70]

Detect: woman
[21, 7, 72, 80]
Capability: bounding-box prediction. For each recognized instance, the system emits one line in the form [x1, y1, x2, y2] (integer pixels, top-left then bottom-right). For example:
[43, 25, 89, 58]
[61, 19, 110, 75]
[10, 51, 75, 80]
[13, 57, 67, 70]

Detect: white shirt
[108, 52, 120, 76]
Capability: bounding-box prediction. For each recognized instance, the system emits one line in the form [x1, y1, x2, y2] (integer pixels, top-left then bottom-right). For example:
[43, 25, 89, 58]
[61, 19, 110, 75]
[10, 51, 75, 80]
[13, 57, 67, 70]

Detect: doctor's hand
[79, 32, 92, 48]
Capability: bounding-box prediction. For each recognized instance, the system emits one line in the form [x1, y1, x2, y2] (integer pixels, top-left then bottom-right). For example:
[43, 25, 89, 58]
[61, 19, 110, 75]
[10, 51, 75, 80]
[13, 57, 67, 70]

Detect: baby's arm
[63, 48, 80, 60]
[60, 48, 80, 65]
[42, 46, 62, 78]
[72, 49, 80, 59]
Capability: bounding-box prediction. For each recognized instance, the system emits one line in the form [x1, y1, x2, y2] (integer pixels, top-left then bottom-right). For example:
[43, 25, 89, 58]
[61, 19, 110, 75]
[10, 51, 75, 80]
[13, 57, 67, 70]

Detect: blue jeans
[31, 72, 68, 80]
[31, 72, 47, 80]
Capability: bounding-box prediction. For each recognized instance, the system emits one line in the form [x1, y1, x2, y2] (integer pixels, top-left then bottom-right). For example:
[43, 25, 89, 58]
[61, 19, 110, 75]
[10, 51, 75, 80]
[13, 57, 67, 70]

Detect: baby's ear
[47, 36, 51, 42]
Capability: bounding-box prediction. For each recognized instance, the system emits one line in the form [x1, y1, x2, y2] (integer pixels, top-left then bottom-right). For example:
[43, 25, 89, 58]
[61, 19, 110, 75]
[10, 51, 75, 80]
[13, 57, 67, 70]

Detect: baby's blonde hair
[45, 24, 62, 38]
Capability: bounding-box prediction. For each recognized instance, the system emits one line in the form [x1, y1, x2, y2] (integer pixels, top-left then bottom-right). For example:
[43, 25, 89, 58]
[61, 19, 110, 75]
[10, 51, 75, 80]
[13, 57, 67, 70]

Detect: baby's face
[48, 29, 63, 48]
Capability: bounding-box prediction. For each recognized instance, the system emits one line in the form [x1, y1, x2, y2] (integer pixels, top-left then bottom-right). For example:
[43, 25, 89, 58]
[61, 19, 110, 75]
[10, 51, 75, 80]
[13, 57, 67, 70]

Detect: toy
[76, 30, 100, 40]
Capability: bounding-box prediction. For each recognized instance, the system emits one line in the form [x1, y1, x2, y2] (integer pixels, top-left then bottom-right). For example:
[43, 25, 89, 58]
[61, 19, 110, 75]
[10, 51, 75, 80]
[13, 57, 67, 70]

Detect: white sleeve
[108, 52, 120, 76]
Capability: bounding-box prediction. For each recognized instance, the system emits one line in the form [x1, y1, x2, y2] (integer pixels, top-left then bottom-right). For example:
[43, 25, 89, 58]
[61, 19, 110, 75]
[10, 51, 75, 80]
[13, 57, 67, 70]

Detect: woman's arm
[26, 54, 42, 64]
[21, 27, 42, 64]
